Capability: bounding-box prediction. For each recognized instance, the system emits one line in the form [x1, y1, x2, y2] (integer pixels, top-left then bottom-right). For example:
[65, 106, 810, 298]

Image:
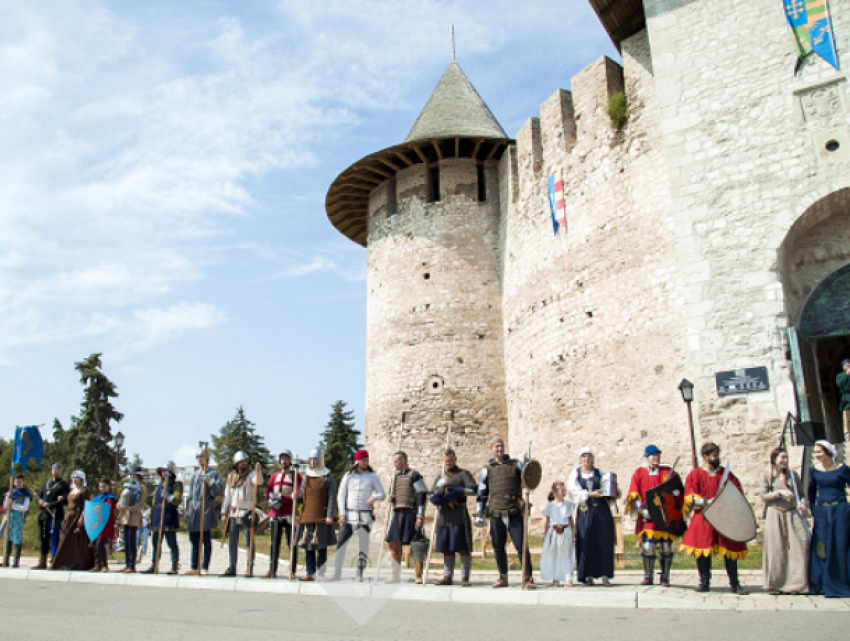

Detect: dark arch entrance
[791, 263, 850, 442]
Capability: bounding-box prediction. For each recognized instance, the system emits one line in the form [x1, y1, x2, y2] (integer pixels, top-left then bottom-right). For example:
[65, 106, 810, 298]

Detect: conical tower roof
[405, 61, 508, 143]
[325, 60, 512, 247]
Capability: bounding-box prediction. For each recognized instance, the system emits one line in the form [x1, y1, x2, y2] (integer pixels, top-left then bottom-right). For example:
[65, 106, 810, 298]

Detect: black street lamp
[678, 379, 697, 468]
[113, 431, 125, 485]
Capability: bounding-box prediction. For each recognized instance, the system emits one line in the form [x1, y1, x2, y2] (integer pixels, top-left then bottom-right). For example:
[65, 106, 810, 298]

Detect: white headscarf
[70, 470, 87, 488]
[578, 446, 595, 458]
[815, 440, 837, 459]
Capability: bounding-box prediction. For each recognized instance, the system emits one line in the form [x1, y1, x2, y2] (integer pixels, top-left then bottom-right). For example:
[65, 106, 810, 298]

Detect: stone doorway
[789, 262, 850, 442]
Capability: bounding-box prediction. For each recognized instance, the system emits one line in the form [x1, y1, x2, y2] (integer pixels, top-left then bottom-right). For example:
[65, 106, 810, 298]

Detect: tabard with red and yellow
[626, 465, 676, 541]
[680, 466, 748, 560]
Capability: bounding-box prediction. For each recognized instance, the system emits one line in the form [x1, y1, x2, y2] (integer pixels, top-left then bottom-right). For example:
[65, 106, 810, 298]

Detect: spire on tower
[451, 24, 455, 62]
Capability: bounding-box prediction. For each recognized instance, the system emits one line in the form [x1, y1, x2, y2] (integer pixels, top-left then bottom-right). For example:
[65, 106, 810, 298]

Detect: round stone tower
[326, 61, 511, 481]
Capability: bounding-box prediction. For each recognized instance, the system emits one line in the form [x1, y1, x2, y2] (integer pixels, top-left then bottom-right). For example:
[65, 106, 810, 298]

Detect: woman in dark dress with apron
[568, 447, 618, 585]
[51, 470, 95, 571]
[808, 440, 850, 598]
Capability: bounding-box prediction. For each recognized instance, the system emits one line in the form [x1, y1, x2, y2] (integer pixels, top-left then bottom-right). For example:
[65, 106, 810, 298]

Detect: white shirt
[567, 468, 612, 506]
[222, 470, 263, 518]
[541, 499, 575, 525]
[338, 470, 385, 524]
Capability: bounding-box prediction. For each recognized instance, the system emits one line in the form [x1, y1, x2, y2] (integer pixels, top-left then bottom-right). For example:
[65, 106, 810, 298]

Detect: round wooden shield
[522, 459, 543, 490]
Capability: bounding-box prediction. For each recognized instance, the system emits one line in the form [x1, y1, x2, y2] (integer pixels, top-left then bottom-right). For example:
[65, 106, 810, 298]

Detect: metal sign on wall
[715, 367, 770, 396]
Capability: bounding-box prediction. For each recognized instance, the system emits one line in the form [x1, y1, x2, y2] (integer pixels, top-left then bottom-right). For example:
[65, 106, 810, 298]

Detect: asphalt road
[0, 581, 845, 640]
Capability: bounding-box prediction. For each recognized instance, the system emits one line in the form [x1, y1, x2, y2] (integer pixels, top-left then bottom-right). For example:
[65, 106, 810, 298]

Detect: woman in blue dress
[568, 446, 618, 585]
[808, 439, 850, 598]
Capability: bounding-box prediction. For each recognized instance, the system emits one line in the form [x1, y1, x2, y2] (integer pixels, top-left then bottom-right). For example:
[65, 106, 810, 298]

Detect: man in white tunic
[219, 451, 264, 577]
[332, 449, 385, 581]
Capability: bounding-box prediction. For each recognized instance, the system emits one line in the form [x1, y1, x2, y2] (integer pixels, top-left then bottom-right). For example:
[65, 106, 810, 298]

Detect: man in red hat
[332, 449, 385, 581]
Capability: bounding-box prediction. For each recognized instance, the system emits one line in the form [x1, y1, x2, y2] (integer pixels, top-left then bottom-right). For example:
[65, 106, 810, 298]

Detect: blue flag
[11, 425, 45, 475]
[547, 175, 558, 236]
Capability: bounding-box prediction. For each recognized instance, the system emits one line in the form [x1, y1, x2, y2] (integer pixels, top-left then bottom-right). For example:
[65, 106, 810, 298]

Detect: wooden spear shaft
[422, 410, 453, 586]
[287, 461, 300, 580]
[196, 443, 208, 574]
[153, 476, 168, 574]
[247, 462, 260, 576]
[374, 413, 406, 584]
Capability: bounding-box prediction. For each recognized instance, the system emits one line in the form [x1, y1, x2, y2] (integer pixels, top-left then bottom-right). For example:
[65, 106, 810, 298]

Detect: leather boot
[141, 564, 156, 574]
[414, 561, 424, 585]
[34, 555, 48, 570]
[640, 556, 655, 586]
[659, 555, 673, 587]
[167, 562, 179, 575]
[434, 575, 453, 586]
[220, 567, 236, 577]
[492, 574, 508, 588]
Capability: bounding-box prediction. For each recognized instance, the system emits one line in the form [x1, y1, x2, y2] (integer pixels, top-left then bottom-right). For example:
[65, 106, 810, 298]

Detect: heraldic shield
[83, 500, 109, 541]
[645, 474, 687, 536]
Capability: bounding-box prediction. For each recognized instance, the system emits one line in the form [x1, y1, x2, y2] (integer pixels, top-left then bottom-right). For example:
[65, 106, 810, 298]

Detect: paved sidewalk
[4, 561, 850, 612]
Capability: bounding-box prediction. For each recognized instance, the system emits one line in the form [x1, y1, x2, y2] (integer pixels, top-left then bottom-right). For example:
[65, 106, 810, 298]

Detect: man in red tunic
[681, 442, 748, 594]
[626, 444, 677, 586]
[264, 450, 298, 579]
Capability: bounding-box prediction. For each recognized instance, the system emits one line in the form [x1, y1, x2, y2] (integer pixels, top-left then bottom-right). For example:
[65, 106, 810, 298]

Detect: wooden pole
[521, 488, 530, 589]
[2, 476, 12, 567]
[374, 413, 406, 584]
[422, 410, 453, 586]
[153, 474, 168, 574]
[287, 461, 300, 580]
[219, 514, 231, 549]
[196, 442, 209, 574]
[247, 462, 260, 576]
[686, 401, 698, 469]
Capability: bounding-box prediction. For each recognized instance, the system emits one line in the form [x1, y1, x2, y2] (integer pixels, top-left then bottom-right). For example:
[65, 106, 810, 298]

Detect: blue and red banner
[784, 0, 839, 69]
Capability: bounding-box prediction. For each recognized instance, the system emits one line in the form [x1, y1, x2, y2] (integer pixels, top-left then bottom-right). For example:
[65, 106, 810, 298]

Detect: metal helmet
[309, 446, 323, 460]
[233, 451, 249, 465]
[434, 475, 452, 494]
[279, 449, 293, 460]
[195, 447, 209, 459]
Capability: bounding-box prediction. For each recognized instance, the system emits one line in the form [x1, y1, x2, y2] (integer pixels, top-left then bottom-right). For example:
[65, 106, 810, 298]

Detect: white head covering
[578, 446, 595, 458]
[815, 439, 837, 458]
[70, 470, 86, 487]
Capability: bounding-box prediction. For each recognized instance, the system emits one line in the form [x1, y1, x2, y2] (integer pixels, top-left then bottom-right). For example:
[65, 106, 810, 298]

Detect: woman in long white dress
[540, 481, 576, 586]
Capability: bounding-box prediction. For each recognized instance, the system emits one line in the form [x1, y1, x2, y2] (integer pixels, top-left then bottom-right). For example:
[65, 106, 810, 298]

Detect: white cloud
[172, 444, 198, 467]
[0, 0, 610, 365]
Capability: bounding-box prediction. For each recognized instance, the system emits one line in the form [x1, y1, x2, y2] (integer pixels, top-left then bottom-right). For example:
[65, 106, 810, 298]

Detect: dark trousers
[269, 518, 295, 574]
[306, 548, 328, 576]
[696, 555, 739, 587]
[94, 538, 109, 568]
[334, 524, 370, 577]
[228, 515, 255, 571]
[151, 530, 179, 565]
[5, 540, 21, 566]
[123, 526, 138, 569]
[489, 514, 532, 578]
[38, 517, 61, 557]
[189, 530, 212, 570]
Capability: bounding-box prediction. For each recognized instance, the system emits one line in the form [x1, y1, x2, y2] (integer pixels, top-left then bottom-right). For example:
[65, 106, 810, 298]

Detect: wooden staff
[522, 486, 531, 589]
[374, 413, 406, 584]
[247, 462, 260, 576]
[287, 459, 300, 580]
[196, 441, 209, 574]
[422, 410, 454, 586]
[153, 471, 168, 574]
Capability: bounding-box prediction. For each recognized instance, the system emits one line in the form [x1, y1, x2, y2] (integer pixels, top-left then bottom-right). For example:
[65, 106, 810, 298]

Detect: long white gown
[540, 499, 576, 582]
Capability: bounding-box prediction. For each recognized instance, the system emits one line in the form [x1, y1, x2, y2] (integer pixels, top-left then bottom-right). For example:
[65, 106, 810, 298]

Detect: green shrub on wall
[607, 91, 628, 130]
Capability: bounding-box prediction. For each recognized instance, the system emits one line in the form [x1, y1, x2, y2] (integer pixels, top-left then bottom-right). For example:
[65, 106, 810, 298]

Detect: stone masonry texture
[347, 0, 850, 528]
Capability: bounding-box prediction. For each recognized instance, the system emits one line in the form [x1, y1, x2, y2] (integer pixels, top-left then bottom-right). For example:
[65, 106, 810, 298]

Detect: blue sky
[0, 0, 618, 468]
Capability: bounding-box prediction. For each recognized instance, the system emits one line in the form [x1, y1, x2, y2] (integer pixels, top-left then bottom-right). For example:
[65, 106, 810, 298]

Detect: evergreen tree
[320, 400, 361, 481]
[129, 453, 144, 470]
[65, 353, 125, 480]
[48, 418, 72, 468]
[210, 406, 272, 473]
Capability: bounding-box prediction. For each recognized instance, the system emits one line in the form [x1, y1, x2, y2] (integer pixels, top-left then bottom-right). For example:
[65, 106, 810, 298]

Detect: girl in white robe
[540, 481, 576, 586]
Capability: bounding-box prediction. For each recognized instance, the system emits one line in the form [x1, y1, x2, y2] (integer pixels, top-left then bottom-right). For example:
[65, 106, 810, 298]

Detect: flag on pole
[11, 425, 44, 475]
[555, 177, 566, 229]
[547, 174, 559, 235]
[784, 0, 839, 69]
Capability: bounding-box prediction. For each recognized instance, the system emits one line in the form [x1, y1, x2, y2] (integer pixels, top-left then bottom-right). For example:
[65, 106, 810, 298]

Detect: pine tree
[320, 400, 361, 481]
[66, 353, 125, 480]
[129, 453, 144, 470]
[210, 406, 272, 473]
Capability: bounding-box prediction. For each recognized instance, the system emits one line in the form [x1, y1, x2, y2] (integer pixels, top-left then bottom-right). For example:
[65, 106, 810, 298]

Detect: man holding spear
[429, 449, 477, 586]
[476, 436, 535, 589]
[382, 451, 427, 583]
[220, 452, 263, 578]
[183, 445, 223, 576]
[143, 461, 183, 575]
[264, 450, 298, 579]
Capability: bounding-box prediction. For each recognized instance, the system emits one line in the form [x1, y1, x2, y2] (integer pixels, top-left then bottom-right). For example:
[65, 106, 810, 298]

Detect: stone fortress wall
[347, 0, 850, 526]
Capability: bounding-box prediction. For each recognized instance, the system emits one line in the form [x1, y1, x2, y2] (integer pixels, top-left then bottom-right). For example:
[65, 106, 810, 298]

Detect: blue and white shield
[84, 500, 109, 540]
